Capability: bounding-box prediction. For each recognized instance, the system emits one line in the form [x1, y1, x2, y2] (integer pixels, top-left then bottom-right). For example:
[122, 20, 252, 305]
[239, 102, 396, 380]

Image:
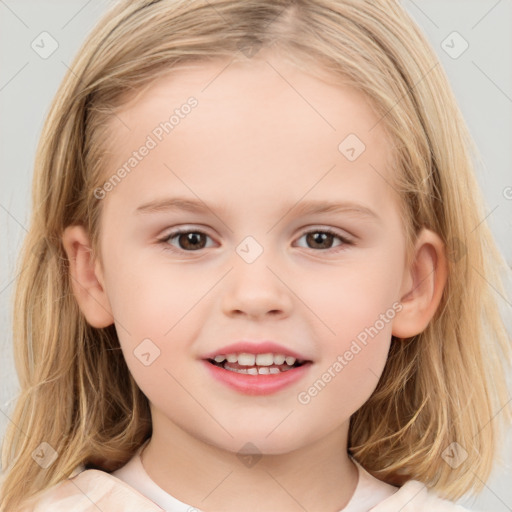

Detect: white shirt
[112, 440, 470, 512]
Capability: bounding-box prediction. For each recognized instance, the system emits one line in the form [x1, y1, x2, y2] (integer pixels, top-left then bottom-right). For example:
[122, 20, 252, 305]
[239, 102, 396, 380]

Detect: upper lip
[202, 341, 312, 362]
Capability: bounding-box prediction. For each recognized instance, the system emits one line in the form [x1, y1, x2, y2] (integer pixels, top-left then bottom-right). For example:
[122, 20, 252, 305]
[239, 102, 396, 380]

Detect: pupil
[178, 231, 334, 251]
[181, 232, 204, 250]
[308, 232, 332, 249]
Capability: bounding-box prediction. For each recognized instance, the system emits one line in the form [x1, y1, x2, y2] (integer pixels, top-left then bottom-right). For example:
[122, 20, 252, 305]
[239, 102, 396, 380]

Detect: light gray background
[1, 1, 511, 510]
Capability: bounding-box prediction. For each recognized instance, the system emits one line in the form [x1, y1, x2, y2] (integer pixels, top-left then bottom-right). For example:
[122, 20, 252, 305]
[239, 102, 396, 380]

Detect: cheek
[103, 261, 195, 386]
[296, 315, 393, 426]
[106, 254, 208, 335]
[304, 250, 402, 346]
[294, 252, 400, 414]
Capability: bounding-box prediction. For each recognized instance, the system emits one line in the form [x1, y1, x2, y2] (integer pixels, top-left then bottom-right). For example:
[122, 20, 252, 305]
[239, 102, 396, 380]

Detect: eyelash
[157, 227, 354, 254]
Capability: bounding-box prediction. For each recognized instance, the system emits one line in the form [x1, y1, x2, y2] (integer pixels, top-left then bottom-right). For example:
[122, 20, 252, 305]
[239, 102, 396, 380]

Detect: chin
[201, 428, 312, 457]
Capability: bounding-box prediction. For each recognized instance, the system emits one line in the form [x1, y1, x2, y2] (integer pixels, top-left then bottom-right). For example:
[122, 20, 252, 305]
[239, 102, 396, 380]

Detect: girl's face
[93, 52, 409, 454]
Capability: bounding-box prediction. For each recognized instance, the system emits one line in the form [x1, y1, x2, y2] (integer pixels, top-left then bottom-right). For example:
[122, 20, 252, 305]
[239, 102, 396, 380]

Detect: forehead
[100, 54, 398, 219]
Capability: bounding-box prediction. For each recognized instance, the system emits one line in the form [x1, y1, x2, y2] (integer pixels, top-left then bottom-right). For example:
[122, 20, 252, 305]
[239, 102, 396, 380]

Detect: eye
[295, 228, 353, 251]
[158, 227, 354, 254]
[159, 229, 215, 252]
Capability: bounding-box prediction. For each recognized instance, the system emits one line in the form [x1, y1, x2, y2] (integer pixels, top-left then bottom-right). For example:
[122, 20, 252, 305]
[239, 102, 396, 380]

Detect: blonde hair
[2, 0, 511, 510]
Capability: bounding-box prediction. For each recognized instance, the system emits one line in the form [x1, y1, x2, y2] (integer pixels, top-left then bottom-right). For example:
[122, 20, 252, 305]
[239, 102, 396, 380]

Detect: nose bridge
[221, 234, 292, 317]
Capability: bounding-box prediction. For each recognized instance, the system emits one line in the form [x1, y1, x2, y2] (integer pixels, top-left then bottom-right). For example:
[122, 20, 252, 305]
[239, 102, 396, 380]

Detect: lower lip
[202, 360, 312, 396]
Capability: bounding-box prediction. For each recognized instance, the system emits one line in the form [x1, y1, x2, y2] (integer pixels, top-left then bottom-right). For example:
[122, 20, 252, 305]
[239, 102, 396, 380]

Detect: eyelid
[296, 226, 355, 250]
[302, 225, 354, 240]
[158, 224, 214, 238]
[158, 224, 354, 240]
[157, 225, 355, 253]
[158, 226, 217, 250]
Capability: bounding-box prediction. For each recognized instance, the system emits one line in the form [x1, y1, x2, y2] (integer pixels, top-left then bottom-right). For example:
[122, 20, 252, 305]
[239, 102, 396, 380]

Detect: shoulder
[370, 480, 472, 512]
[19, 468, 164, 512]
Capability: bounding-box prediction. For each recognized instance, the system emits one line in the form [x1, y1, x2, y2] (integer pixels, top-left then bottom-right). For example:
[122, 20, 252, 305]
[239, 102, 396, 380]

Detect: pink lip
[202, 360, 313, 396]
[200, 340, 313, 396]
[201, 340, 310, 361]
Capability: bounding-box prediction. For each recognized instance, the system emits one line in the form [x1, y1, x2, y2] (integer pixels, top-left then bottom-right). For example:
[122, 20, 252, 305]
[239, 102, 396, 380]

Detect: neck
[141, 412, 358, 512]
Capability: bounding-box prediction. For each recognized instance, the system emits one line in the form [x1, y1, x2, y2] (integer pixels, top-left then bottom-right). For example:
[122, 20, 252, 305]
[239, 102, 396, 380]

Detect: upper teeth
[213, 353, 297, 366]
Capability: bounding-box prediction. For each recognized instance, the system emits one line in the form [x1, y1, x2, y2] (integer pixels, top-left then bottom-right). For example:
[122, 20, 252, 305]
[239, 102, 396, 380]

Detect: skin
[63, 49, 447, 511]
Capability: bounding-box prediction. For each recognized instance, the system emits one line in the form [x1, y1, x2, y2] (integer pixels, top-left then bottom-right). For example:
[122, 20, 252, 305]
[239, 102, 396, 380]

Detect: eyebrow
[135, 196, 381, 222]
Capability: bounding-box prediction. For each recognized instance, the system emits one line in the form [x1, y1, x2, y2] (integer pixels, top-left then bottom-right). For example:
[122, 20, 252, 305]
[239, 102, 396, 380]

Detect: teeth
[208, 351, 308, 377]
[228, 367, 249, 374]
[273, 354, 286, 365]
[237, 353, 256, 366]
[285, 356, 296, 366]
[212, 352, 299, 366]
[255, 353, 274, 366]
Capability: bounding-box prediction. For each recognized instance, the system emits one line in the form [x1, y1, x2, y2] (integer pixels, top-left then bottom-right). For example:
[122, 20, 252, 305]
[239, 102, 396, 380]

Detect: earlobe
[392, 229, 448, 339]
[62, 225, 114, 328]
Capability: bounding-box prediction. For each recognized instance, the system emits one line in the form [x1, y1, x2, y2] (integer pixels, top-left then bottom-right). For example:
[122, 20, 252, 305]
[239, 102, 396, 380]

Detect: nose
[221, 254, 293, 320]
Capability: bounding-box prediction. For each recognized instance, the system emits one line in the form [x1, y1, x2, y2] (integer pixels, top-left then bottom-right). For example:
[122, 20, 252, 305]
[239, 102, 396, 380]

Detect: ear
[62, 225, 114, 328]
[392, 228, 448, 338]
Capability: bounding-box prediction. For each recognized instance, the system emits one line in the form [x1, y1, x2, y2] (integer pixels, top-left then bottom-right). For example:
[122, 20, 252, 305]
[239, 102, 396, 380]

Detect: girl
[1, 0, 511, 511]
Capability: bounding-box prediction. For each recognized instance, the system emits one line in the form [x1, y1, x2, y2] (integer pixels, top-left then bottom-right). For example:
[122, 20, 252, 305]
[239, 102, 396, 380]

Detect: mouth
[206, 352, 311, 375]
[202, 346, 313, 395]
